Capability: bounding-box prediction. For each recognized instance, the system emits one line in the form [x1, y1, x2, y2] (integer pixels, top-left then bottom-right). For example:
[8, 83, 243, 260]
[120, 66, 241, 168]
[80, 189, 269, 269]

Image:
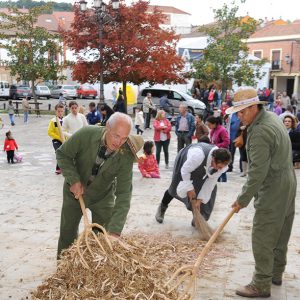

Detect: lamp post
[284, 54, 292, 65]
[79, 0, 120, 104]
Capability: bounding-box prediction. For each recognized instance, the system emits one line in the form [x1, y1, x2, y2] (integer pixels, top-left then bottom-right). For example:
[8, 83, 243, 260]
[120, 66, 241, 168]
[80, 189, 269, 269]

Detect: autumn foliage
[63, 0, 185, 87]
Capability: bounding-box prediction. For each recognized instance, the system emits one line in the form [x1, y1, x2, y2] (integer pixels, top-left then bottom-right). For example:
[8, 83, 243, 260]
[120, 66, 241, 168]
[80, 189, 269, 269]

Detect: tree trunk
[122, 81, 127, 114]
[31, 80, 37, 102]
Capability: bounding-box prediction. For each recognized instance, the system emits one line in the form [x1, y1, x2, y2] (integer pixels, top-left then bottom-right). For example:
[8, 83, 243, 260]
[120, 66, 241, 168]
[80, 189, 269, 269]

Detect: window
[172, 92, 183, 101]
[271, 50, 281, 70]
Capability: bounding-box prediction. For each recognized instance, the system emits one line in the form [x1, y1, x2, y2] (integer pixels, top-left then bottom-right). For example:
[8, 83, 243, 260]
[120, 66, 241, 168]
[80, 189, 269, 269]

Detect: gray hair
[107, 112, 133, 130]
[179, 103, 188, 109]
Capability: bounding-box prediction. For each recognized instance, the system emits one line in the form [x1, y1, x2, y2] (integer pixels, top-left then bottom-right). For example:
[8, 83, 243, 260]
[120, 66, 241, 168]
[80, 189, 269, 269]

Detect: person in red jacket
[206, 116, 230, 182]
[138, 141, 160, 178]
[3, 131, 18, 164]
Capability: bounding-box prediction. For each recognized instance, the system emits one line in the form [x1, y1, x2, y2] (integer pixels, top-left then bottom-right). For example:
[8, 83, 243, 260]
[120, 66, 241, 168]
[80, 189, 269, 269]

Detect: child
[7, 100, 15, 126]
[134, 107, 144, 135]
[48, 104, 64, 174]
[3, 131, 18, 164]
[138, 141, 160, 178]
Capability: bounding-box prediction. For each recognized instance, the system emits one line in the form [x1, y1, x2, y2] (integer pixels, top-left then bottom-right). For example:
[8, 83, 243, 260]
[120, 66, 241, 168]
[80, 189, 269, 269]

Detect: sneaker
[165, 164, 169, 169]
[155, 203, 168, 223]
[55, 169, 62, 175]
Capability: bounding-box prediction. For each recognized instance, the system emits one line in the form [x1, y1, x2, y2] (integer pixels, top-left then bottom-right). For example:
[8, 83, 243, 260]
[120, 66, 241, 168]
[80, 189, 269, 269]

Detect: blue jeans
[9, 114, 15, 125]
[24, 111, 29, 123]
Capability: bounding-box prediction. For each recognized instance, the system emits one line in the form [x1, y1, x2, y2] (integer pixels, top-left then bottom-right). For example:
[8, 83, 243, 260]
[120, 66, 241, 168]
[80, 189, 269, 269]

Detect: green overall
[56, 126, 134, 257]
[237, 109, 296, 294]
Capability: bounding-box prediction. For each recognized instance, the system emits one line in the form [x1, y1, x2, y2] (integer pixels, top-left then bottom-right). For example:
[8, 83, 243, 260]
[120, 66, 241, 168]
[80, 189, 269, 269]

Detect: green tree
[193, 0, 265, 96]
[0, 5, 65, 100]
[0, 0, 73, 11]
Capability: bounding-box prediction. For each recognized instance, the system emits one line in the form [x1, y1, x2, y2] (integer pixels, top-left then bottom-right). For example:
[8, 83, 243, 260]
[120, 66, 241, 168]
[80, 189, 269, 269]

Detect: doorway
[287, 78, 294, 97]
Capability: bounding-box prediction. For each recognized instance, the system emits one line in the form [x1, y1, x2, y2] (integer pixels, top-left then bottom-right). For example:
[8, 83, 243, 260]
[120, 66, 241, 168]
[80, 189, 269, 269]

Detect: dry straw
[31, 196, 229, 300]
[31, 232, 225, 299]
[191, 199, 213, 241]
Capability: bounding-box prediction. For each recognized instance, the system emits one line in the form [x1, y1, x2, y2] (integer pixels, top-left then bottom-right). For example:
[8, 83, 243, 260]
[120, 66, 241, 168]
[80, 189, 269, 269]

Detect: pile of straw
[32, 233, 219, 300]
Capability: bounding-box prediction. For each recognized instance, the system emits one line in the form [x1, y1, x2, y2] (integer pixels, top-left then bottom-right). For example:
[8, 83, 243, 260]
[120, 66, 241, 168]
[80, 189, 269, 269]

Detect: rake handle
[193, 207, 237, 270]
[78, 195, 90, 228]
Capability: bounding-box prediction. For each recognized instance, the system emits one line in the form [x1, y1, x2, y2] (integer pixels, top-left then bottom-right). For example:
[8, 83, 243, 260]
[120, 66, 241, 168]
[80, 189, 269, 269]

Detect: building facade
[247, 20, 300, 98]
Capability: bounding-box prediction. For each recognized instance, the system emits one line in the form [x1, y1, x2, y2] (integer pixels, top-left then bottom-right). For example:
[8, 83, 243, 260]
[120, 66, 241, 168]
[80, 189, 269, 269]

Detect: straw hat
[226, 87, 267, 114]
[126, 134, 144, 162]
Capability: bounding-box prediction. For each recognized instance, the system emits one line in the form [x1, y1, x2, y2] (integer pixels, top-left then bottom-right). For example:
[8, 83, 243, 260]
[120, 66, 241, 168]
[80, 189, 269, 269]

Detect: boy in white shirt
[62, 101, 88, 138]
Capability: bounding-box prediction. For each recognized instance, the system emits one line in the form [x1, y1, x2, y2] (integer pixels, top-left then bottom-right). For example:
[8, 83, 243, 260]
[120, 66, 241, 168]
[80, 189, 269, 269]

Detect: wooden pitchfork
[76, 195, 113, 269]
[165, 207, 237, 300]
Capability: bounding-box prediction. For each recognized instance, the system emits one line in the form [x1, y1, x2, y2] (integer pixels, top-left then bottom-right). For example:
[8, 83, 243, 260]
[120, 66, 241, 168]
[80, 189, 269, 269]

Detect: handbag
[234, 132, 244, 148]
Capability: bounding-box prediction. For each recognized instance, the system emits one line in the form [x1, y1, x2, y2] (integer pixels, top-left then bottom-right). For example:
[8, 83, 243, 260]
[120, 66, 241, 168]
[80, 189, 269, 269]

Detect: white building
[147, 5, 192, 35]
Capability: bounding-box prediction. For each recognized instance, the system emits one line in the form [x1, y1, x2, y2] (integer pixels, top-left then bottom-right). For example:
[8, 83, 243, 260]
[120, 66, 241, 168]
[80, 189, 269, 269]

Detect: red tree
[63, 0, 185, 111]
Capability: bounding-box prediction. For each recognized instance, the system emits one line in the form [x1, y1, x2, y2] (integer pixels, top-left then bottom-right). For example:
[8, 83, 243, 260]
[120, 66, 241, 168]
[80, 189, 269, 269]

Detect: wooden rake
[76, 195, 113, 269]
[165, 207, 237, 300]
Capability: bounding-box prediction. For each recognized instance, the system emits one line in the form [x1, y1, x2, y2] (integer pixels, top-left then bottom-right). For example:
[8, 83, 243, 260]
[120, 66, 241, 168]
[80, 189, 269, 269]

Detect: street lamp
[79, 0, 120, 104]
[284, 54, 293, 65]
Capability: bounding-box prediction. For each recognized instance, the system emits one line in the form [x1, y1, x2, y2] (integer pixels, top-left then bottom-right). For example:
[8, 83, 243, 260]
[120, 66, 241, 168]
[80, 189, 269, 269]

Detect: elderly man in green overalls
[227, 87, 296, 298]
[56, 112, 143, 258]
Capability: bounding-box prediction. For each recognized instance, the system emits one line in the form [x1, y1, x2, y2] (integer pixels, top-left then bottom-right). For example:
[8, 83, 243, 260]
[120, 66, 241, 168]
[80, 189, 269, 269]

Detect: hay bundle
[191, 200, 213, 241]
[31, 233, 219, 300]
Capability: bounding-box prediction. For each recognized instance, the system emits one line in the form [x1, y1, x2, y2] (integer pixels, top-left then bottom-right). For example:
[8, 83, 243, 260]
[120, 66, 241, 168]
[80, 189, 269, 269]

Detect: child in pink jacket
[138, 141, 160, 178]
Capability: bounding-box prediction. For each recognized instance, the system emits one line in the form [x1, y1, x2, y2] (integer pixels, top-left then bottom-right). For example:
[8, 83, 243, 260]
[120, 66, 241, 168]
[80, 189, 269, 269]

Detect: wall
[248, 40, 300, 73]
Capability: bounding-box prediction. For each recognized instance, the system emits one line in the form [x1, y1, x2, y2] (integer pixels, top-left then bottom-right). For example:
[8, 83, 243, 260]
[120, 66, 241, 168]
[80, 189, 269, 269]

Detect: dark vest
[168, 143, 217, 216]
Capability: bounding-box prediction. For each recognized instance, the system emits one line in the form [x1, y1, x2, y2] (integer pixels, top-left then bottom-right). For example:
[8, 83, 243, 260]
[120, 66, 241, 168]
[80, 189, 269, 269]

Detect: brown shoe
[236, 284, 270, 298]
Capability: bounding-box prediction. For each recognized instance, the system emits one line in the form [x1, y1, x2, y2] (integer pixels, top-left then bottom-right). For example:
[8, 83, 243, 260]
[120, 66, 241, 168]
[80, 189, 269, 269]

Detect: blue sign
[178, 48, 203, 61]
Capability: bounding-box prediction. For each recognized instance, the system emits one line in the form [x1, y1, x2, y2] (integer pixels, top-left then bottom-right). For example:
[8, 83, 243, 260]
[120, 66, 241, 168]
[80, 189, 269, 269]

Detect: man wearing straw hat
[227, 87, 296, 298]
[56, 112, 144, 258]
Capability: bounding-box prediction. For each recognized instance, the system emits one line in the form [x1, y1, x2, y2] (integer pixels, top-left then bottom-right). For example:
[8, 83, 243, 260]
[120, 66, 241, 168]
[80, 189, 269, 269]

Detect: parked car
[34, 85, 51, 99]
[9, 85, 33, 100]
[50, 85, 77, 99]
[137, 87, 206, 116]
[76, 84, 97, 99]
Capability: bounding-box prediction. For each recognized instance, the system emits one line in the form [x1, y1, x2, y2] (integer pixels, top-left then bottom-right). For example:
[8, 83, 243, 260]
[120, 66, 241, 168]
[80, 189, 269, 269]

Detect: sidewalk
[0, 113, 299, 299]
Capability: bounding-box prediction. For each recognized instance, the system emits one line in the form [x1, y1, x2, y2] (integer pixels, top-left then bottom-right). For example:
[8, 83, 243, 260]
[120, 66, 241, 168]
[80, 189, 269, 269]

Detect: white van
[137, 87, 206, 115]
[0, 81, 10, 99]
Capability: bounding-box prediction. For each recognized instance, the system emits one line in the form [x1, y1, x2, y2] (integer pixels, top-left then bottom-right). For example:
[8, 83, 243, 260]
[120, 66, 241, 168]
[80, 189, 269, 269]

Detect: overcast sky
[50, 0, 299, 25]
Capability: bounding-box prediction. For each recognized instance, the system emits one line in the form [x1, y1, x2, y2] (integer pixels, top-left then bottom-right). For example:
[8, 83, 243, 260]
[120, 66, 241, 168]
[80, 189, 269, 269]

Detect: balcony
[271, 60, 282, 71]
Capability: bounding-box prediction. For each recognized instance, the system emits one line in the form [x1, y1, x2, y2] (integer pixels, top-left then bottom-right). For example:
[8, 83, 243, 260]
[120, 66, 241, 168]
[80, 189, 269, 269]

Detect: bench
[13, 101, 43, 117]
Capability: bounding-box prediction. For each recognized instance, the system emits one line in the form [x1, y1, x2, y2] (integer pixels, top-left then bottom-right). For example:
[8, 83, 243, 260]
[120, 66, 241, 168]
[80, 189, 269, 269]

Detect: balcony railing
[271, 60, 282, 71]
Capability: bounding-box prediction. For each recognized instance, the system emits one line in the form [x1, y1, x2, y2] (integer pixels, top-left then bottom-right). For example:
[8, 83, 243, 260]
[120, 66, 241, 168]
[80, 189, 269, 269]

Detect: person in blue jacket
[86, 102, 101, 125]
[228, 112, 240, 172]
